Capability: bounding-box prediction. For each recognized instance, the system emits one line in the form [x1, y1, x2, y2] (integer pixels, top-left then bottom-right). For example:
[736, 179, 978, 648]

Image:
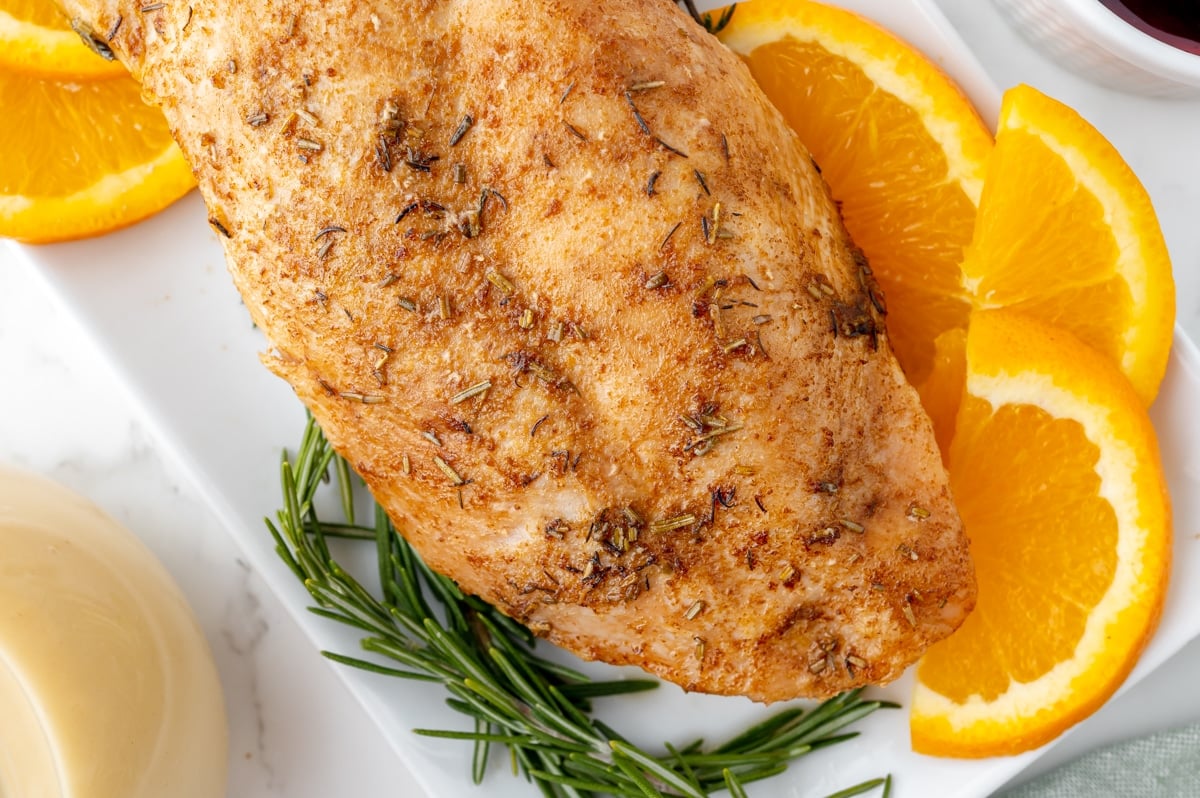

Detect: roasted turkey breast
[61, 0, 975, 700]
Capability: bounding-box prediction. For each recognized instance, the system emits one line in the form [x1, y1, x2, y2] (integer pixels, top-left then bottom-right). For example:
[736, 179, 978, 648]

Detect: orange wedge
[718, 0, 993, 387]
[963, 84, 1174, 406]
[0, 70, 193, 243]
[0, 0, 126, 79]
[910, 309, 1171, 757]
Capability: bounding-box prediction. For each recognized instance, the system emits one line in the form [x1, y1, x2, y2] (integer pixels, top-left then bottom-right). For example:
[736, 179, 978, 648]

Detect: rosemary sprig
[675, 0, 737, 34]
[268, 416, 895, 796]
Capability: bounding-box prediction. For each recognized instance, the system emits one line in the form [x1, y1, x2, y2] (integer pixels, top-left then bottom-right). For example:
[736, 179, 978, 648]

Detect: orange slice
[0, 0, 126, 79]
[963, 84, 1175, 406]
[910, 309, 1171, 757]
[914, 326, 966, 460]
[0, 70, 193, 243]
[718, 0, 993, 387]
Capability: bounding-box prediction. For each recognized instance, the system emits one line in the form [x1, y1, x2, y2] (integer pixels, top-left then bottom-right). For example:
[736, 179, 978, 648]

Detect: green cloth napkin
[995, 724, 1200, 797]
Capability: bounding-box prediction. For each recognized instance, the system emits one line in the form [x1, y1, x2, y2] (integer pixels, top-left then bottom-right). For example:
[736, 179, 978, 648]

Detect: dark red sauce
[1098, 0, 1200, 55]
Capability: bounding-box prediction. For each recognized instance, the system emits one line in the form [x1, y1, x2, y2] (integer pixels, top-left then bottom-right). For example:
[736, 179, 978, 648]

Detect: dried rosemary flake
[650, 514, 696, 534]
[734, 464, 756, 476]
[276, 111, 298, 139]
[433, 455, 465, 486]
[562, 120, 588, 141]
[340, 391, 384, 405]
[688, 422, 743, 447]
[140, 2, 165, 11]
[778, 564, 797, 583]
[519, 308, 535, 329]
[628, 80, 665, 92]
[208, 217, 232, 238]
[531, 415, 549, 437]
[316, 239, 335, 260]
[846, 654, 868, 674]
[624, 91, 652, 136]
[705, 202, 722, 245]
[708, 303, 725, 339]
[752, 314, 773, 325]
[246, 111, 270, 127]
[559, 81, 575, 104]
[397, 297, 417, 312]
[907, 503, 932, 520]
[528, 361, 560, 385]
[453, 163, 467, 184]
[460, 210, 482, 239]
[314, 225, 346, 241]
[694, 636, 706, 661]
[296, 108, 320, 127]
[645, 170, 661, 197]
[486, 269, 515, 295]
[421, 430, 442, 447]
[450, 380, 492, 405]
[401, 453, 411, 475]
[547, 321, 564, 343]
[655, 136, 688, 158]
[660, 221, 682, 251]
[623, 506, 643, 526]
[296, 137, 324, 152]
[902, 602, 918, 627]
[722, 338, 747, 354]
[481, 186, 508, 212]
[839, 519, 866, 534]
[897, 543, 919, 561]
[696, 276, 720, 299]
[693, 169, 710, 196]
[644, 270, 668, 290]
[438, 295, 452, 320]
[684, 600, 706, 620]
[806, 283, 824, 301]
[449, 114, 474, 146]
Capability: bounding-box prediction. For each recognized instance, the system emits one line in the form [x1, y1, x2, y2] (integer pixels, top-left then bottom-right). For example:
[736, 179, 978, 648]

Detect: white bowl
[993, 0, 1200, 97]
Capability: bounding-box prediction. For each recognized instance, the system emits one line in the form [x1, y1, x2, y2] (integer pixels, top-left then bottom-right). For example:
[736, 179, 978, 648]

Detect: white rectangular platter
[16, 0, 1200, 795]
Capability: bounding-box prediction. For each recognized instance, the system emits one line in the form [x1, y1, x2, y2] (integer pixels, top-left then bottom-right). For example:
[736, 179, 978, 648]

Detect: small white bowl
[993, 0, 1200, 97]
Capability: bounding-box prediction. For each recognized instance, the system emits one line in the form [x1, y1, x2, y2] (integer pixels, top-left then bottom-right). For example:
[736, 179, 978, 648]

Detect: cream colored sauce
[0, 467, 227, 798]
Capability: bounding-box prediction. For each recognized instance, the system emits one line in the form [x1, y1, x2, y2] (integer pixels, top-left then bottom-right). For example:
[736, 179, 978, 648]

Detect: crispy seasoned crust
[62, 0, 975, 700]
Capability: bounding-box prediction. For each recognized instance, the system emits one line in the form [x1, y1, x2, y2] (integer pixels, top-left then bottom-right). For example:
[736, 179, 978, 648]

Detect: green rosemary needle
[268, 416, 896, 796]
[675, 0, 737, 33]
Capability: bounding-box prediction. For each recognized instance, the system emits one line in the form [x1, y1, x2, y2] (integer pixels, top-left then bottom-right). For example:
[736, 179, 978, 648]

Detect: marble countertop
[3, 1, 1199, 796]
